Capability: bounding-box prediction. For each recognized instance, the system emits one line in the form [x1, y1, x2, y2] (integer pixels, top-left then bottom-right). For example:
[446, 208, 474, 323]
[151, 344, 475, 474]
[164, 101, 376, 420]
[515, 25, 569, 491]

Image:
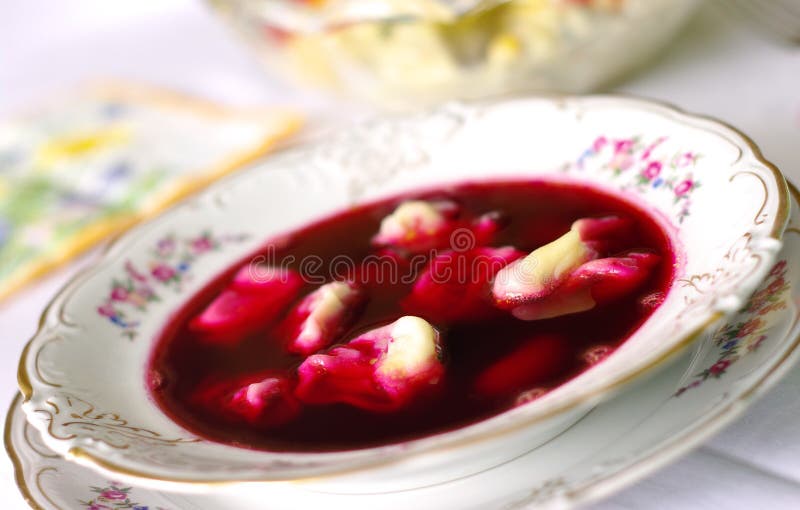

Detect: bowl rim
[17, 93, 791, 486]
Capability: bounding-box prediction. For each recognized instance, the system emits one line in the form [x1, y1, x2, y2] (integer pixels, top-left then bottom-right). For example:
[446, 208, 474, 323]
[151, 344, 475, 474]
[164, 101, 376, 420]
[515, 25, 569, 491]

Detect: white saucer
[7, 186, 799, 509]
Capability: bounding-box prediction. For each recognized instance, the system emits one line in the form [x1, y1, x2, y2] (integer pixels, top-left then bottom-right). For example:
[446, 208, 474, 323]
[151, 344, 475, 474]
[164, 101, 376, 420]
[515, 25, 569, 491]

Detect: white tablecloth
[1, 1, 799, 508]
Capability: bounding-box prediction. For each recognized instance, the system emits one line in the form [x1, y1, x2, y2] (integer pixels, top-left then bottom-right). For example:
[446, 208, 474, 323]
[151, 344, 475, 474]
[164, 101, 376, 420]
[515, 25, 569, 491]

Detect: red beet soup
[148, 179, 675, 452]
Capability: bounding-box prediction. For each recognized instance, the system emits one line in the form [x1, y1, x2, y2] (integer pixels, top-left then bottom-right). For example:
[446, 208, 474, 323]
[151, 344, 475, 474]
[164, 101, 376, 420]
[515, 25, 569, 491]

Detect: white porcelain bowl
[19, 96, 789, 492]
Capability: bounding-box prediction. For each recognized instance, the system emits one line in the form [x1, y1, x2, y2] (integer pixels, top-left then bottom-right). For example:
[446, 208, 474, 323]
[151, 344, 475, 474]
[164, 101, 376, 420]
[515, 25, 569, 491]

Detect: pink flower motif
[642, 161, 662, 179]
[592, 136, 608, 152]
[677, 152, 696, 167]
[674, 179, 694, 196]
[747, 296, 762, 308]
[748, 335, 768, 352]
[640, 136, 666, 160]
[110, 286, 129, 301]
[191, 236, 214, 254]
[125, 291, 148, 308]
[100, 489, 128, 501]
[768, 277, 786, 294]
[613, 139, 634, 154]
[151, 264, 176, 282]
[746, 297, 767, 314]
[136, 285, 155, 299]
[97, 303, 116, 318]
[610, 153, 634, 172]
[124, 261, 148, 283]
[709, 359, 732, 375]
[770, 260, 787, 277]
[759, 302, 786, 316]
[752, 288, 770, 303]
[737, 318, 763, 338]
[156, 237, 175, 257]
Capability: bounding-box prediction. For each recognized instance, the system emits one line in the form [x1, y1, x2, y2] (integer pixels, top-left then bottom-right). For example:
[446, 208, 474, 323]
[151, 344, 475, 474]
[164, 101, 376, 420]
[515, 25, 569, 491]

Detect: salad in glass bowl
[208, 0, 700, 108]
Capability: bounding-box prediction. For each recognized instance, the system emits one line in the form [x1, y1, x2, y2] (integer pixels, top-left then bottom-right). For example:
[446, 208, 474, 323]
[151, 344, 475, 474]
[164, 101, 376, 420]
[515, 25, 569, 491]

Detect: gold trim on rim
[5, 393, 48, 510]
[15, 95, 792, 486]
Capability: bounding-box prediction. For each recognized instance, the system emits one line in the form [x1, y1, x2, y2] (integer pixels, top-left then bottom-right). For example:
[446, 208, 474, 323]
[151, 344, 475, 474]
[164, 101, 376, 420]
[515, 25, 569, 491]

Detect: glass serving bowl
[207, 0, 700, 108]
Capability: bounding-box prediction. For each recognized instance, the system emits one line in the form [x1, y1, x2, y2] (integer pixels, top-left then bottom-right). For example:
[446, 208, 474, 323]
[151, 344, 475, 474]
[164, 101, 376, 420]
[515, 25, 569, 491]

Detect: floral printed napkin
[0, 83, 301, 302]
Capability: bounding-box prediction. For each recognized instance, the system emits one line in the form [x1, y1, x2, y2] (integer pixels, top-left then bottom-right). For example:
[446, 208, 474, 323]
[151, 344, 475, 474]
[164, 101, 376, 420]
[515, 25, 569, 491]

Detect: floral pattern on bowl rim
[80, 482, 167, 510]
[675, 258, 791, 396]
[572, 134, 701, 223]
[96, 231, 248, 339]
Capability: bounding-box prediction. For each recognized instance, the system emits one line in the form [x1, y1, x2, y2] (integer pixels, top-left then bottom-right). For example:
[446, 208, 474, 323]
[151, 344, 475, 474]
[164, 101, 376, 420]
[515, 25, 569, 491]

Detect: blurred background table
[1, 1, 799, 508]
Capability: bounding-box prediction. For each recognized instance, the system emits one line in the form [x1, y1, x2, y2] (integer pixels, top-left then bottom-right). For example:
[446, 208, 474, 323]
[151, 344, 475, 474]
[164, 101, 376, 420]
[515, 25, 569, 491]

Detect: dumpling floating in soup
[148, 179, 674, 452]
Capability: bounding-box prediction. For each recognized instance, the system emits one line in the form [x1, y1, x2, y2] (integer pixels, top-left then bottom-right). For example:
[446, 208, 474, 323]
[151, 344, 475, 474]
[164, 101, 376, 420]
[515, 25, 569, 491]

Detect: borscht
[148, 179, 674, 451]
